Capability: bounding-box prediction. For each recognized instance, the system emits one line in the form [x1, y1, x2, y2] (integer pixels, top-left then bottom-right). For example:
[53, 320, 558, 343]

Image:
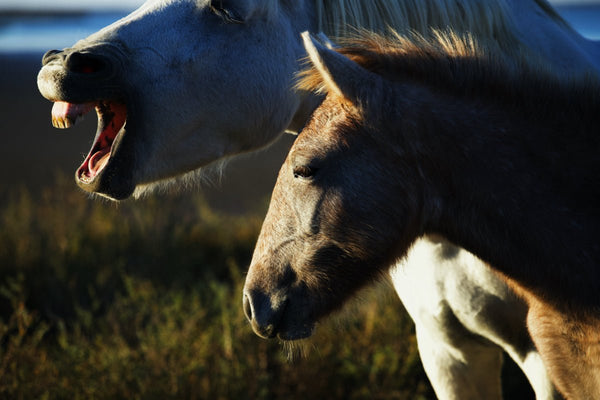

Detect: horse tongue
[51, 101, 94, 129]
[88, 148, 111, 176]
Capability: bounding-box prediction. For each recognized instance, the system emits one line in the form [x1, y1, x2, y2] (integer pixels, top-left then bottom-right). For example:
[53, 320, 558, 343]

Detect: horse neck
[505, 0, 600, 74]
[290, 0, 600, 134]
[384, 83, 600, 311]
[283, 1, 325, 135]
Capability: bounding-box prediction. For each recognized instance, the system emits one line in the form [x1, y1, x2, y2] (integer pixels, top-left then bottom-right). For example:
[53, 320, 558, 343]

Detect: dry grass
[0, 176, 432, 400]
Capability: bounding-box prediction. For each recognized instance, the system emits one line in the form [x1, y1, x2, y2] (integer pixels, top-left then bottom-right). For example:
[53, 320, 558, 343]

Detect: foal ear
[301, 32, 371, 104]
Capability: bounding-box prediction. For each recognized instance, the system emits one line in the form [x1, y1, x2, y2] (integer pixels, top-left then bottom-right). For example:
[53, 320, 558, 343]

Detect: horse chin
[276, 322, 315, 341]
[273, 304, 318, 341]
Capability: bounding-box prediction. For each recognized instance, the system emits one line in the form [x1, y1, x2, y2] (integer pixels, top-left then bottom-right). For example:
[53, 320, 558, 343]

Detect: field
[0, 53, 534, 399]
[0, 177, 436, 399]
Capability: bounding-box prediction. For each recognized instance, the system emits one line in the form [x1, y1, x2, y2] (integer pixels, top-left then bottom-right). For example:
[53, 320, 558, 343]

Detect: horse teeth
[51, 101, 92, 130]
[52, 116, 73, 129]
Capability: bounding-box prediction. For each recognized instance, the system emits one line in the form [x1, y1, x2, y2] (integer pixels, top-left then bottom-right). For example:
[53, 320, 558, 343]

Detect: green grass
[0, 177, 433, 400]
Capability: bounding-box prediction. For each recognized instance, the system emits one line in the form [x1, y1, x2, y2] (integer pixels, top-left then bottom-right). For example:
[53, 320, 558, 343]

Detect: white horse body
[393, 238, 557, 399]
[508, 1, 600, 74]
[36, 1, 599, 398]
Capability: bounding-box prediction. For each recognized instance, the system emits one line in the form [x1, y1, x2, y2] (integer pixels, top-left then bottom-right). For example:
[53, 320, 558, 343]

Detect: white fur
[391, 237, 558, 399]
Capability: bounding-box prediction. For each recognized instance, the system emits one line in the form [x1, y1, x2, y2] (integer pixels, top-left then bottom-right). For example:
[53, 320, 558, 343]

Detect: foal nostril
[243, 293, 254, 321]
[243, 289, 289, 339]
[65, 51, 110, 75]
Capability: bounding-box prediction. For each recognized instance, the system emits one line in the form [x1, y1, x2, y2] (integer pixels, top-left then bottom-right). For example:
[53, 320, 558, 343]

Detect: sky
[552, 0, 600, 3]
[0, 0, 145, 11]
[0, 0, 599, 11]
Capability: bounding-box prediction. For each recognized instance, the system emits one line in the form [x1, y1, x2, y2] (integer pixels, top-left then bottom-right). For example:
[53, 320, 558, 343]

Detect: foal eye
[209, 1, 245, 24]
[293, 165, 317, 179]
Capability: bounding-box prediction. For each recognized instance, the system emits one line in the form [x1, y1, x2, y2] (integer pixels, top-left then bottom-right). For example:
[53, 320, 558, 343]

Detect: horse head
[243, 34, 420, 340]
[37, 0, 314, 200]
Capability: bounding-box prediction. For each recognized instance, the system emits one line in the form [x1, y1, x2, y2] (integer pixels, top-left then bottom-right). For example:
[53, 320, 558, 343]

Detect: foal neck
[385, 76, 600, 312]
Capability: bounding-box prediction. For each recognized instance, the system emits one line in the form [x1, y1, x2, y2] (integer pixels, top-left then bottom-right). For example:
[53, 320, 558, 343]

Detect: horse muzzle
[243, 277, 315, 341]
[37, 44, 137, 200]
[38, 45, 124, 103]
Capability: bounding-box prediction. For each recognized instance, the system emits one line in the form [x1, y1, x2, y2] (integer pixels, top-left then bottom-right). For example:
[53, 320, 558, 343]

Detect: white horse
[37, 1, 599, 398]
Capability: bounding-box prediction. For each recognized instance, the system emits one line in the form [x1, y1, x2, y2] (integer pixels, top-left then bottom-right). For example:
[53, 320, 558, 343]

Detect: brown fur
[502, 274, 600, 399]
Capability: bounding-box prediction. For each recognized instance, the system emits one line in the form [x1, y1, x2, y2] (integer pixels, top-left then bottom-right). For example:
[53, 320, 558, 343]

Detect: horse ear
[301, 32, 371, 104]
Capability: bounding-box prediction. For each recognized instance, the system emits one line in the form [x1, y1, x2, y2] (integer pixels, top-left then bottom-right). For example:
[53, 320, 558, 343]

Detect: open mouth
[51, 100, 127, 183]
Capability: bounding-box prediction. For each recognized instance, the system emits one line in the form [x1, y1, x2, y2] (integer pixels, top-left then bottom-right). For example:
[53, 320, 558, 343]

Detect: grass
[0, 176, 433, 399]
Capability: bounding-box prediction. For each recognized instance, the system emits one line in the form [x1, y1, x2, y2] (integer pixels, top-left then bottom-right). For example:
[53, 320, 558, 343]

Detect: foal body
[244, 32, 600, 399]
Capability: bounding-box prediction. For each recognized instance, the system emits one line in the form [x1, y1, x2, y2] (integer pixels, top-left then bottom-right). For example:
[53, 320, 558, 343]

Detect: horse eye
[293, 165, 317, 179]
[209, 1, 245, 24]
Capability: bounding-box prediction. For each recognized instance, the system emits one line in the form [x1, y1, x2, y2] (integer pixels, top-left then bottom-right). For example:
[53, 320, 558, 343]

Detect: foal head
[243, 33, 424, 340]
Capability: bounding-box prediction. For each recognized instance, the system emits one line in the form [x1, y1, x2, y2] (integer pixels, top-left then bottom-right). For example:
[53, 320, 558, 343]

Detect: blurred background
[0, 1, 598, 399]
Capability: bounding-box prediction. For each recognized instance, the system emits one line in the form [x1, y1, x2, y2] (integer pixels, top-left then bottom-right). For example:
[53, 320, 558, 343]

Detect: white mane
[313, 0, 570, 61]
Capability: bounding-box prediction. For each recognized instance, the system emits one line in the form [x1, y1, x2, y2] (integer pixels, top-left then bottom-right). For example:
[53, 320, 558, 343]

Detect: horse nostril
[41, 49, 63, 66]
[243, 293, 254, 321]
[65, 51, 109, 75]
